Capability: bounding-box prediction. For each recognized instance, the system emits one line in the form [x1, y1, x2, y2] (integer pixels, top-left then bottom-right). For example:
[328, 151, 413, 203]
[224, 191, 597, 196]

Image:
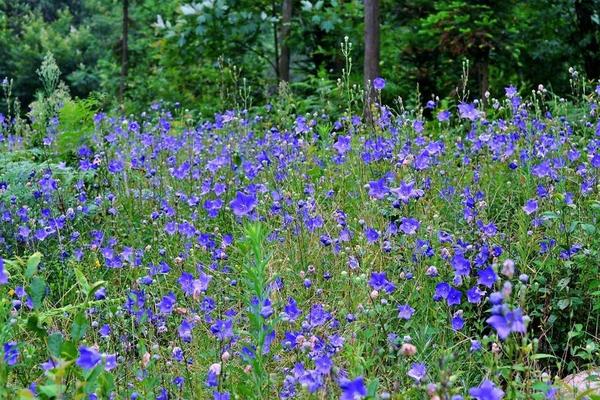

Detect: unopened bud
[401, 343, 417, 357]
[221, 351, 231, 362]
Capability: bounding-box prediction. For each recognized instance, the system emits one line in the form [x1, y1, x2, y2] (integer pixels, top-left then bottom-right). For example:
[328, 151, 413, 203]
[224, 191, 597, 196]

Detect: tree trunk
[364, 0, 380, 106]
[271, 0, 280, 79]
[278, 0, 293, 82]
[119, 0, 129, 104]
[574, 0, 600, 80]
[476, 57, 489, 103]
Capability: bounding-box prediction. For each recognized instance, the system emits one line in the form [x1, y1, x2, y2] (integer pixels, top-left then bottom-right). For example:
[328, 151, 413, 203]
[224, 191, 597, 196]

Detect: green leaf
[57, 99, 97, 154]
[27, 314, 47, 338]
[30, 276, 46, 309]
[568, 221, 578, 234]
[17, 389, 35, 400]
[580, 223, 596, 235]
[48, 332, 64, 358]
[320, 20, 334, 32]
[99, 371, 115, 395]
[60, 340, 78, 360]
[25, 252, 42, 279]
[38, 384, 60, 397]
[71, 312, 88, 342]
[367, 378, 380, 396]
[74, 267, 90, 296]
[557, 298, 570, 310]
[531, 353, 558, 360]
[541, 211, 559, 220]
[84, 364, 104, 393]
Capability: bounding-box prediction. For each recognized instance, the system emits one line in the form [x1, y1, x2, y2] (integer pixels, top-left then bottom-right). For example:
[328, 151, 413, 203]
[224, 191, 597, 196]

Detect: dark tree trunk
[364, 0, 380, 106]
[119, 0, 129, 104]
[574, 0, 600, 80]
[476, 56, 489, 103]
[271, 0, 280, 79]
[278, 0, 293, 82]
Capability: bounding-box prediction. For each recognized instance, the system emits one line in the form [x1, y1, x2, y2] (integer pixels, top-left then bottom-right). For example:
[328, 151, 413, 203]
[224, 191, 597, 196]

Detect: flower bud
[221, 351, 231, 362]
[400, 343, 417, 357]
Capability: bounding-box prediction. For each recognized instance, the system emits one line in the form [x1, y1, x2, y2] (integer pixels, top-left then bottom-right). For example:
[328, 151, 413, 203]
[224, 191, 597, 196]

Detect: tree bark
[271, 0, 280, 79]
[119, 0, 129, 104]
[278, 0, 293, 82]
[476, 56, 489, 103]
[574, 0, 600, 80]
[364, 0, 380, 105]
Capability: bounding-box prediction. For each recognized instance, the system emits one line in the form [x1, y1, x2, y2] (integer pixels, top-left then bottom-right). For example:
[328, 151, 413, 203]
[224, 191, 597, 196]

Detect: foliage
[1, 0, 599, 113]
[56, 97, 100, 156]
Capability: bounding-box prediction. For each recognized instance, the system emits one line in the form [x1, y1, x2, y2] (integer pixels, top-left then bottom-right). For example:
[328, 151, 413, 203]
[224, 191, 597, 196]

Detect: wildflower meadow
[1, 1, 600, 399]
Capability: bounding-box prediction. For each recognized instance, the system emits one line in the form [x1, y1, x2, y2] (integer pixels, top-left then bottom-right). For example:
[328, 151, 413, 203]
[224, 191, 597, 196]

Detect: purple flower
[477, 267, 497, 288]
[18, 225, 30, 239]
[437, 110, 451, 122]
[76, 346, 101, 370]
[333, 135, 352, 155]
[592, 153, 600, 168]
[315, 355, 333, 374]
[213, 392, 230, 400]
[339, 376, 367, 400]
[99, 324, 111, 338]
[373, 77, 386, 90]
[364, 227, 380, 243]
[458, 102, 480, 121]
[505, 85, 517, 98]
[469, 379, 505, 400]
[451, 253, 471, 276]
[522, 199, 538, 215]
[94, 287, 106, 300]
[193, 273, 212, 295]
[104, 353, 117, 371]
[470, 340, 482, 352]
[158, 292, 177, 314]
[157, 387, 168, 400]
[259, 297, 274, 318]
[368, 177, 389, 199]
[446, 287, 462, 306]
[397, 304, 415, 320]
[41, 358, 58, 371]
[210, 319, 233, 341]
[229, 191, 257, 217]
[486, 307, 526, 340]
[179, 272, 194, 295]
[0, 257, 8, 285]
[434, 282, 451, 301]
[307, 304, 331, 327]
[369, 272, 396, 293]
[178, 319, 194, 343]
[413, 120, 424, 133]
[3, 342, 19, 366]
[391, 181, 423, 203]
[399, 217, 420, 235]
[451, 314, 464, 330]
[532, 161, 552, 178]
[282, 297, 302, 322]
[467, 286, 485, 304]
[407, 362, 427, 382]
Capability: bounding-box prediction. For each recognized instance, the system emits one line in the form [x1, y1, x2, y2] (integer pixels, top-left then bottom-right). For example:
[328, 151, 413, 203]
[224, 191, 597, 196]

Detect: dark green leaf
[25, 252, 42, 279]
[27, 314, 47, 338]
[30, 276, 46, 309]
[48, 332, 64, 358]
[71, 312, 88, 342]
